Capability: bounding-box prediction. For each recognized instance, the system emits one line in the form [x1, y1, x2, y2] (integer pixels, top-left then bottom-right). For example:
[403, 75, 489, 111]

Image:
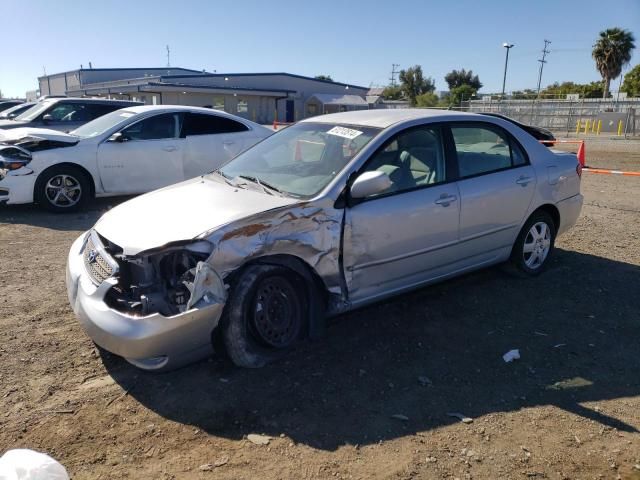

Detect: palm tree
[592, 28, 636, 98]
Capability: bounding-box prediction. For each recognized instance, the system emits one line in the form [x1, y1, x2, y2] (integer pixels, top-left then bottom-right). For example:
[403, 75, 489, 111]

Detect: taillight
[576, 163, 582, 178]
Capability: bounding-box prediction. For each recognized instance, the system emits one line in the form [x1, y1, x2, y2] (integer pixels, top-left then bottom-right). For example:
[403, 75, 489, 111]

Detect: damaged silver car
[66, 110, 583, 370]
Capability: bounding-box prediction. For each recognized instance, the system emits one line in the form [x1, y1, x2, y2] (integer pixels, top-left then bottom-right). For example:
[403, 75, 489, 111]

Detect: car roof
[119, 105, 256, 120]
[43, 97, 141, 105]
[299, 108, 486, 129]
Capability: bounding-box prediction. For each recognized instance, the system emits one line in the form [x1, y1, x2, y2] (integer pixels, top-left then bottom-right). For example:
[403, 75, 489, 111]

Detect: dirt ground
[1, 145, 639, 480]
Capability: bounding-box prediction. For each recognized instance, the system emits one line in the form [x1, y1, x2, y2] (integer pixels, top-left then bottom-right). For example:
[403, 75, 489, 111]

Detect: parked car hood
[94, 176, 299, 255]
[0, 119, 28, 129]
[0, 127, 79, 144]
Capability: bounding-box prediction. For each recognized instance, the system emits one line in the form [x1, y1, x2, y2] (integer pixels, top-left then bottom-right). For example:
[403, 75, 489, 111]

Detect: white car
[0, 106, 272, 211]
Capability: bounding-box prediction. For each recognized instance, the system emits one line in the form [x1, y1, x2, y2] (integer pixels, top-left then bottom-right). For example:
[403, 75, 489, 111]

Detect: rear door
[181, 112, 251, 178]
[97, 112, 185, 194]
[449, 122, 536, 262]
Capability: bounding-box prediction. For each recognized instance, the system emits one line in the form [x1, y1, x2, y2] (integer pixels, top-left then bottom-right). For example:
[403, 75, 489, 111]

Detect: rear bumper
[66, 233, 224, 370]
[556, 193, 583, 237]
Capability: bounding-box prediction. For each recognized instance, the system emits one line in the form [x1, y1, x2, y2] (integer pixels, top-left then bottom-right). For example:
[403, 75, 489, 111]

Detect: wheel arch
[226, 253, 329, 339]
[530, 203, 560, 232]
[34, 162, 96, 201]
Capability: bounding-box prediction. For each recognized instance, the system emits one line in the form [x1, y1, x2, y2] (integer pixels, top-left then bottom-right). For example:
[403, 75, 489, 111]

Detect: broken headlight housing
[104, 241, 224, 316]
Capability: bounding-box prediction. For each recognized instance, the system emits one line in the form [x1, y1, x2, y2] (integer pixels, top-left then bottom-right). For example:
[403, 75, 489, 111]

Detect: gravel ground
[0, 147, 639, 479]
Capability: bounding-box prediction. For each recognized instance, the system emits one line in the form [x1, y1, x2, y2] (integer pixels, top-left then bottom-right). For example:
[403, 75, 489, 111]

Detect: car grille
[83, 234, 116, 284]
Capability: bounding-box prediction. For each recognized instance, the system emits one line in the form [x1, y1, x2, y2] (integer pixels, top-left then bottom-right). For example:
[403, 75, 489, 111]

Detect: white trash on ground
[0, 449, 69, 480]
[502, 349, 521, 363]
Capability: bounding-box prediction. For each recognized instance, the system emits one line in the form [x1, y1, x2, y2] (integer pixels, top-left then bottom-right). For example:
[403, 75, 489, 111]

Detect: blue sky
[1, 0, 638, 97]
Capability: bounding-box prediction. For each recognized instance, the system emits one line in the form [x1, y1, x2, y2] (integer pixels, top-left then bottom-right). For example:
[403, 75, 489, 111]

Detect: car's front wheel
[510, 210, 556, 275]
[35, 166, 90, 212]
[222, 264, 308, 368]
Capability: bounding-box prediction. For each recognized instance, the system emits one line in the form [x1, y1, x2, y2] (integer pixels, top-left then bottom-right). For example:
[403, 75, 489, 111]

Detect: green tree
[314, 75, 333, 82]
[592, 28, 636, 98]
[540, 81, 604, 98]
[621, 64, 640, 97]
[399, 65, 435, 106]
[444, 69, 483, 91]
[381, 85, 403, 100]
[449, 85, 477, 105]
[415, 92, 439, 107]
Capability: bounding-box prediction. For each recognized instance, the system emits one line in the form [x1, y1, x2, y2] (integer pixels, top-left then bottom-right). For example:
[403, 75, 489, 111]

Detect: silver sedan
[66, 109, 583, 370]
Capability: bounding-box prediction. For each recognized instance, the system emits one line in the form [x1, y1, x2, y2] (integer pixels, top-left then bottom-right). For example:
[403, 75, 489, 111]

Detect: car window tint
[452, 125, 524, 178]
[122, 113, 179, 141]
[362, 126, 446, 196]
[182, 112, 248, 136]
[87, 104, 122, 120]
[46, 103, 89, 122]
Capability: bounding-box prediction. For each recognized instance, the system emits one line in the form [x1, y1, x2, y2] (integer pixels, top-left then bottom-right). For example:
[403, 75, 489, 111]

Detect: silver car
[66, 109, 583, 371]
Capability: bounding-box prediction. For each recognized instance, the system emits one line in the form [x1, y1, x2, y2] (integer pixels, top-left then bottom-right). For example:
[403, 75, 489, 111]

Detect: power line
[389, 64, 400, 86]
[536, 39, 551, 97]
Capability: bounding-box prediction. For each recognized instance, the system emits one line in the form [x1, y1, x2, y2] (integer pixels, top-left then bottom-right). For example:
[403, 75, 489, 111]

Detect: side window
[361, 126, 446, 196]
[452, 124, 527, 178]
[87, 104, 121, 120]
[45, 103, 88, 122]
[121, 113, 180, 141]
[182, 112, 249, 136]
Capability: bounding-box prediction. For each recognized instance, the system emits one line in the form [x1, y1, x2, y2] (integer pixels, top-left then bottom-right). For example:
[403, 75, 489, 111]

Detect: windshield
[216, 122, 380, 198]
[71, 110, 136, 138]
[14, 100, 55, 122]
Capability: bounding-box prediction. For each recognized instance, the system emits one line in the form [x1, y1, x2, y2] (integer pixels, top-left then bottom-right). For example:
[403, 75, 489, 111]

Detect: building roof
[160, 72, 368, 90]
[308, 94, 368, 106]
[300, 108, 479, 128]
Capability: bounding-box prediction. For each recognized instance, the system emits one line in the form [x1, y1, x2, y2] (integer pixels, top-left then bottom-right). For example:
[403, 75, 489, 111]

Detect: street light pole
[501, 43, 514, 100]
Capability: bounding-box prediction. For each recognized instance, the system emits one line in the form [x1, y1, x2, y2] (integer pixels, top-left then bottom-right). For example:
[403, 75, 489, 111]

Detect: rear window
[182, 112, 248, 136]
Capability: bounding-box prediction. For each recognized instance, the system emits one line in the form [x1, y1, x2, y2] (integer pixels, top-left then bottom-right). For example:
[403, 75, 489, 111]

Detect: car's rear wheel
[222, 264, 308, 368]
[35, 166, 90, 212]
[510, 210, 556, 276]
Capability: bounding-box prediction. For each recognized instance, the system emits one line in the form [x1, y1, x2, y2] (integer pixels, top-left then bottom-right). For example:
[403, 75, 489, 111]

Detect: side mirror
[350, 171, 393, 199]
[108, 132, 128, 143]
[42, 114, 53, 123]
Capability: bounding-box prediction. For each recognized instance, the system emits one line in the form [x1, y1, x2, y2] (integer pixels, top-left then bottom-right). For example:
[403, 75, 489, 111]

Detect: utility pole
[166, 45, 171, 68]
[389, 64, 400, 86]
[536, 39, 551, 98]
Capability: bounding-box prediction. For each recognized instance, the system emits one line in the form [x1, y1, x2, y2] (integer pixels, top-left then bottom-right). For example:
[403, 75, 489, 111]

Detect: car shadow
[104, 248, 640, 451]
[0, 196, 134, 231]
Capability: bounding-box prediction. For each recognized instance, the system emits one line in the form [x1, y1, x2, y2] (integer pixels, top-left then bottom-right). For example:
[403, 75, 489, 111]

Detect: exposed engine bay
[99, 236, 224, 317]
[0, 135, 78, 153]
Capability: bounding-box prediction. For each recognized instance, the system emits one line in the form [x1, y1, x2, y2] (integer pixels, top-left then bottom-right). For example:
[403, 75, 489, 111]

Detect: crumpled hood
[94, 176, 298, 255]
[0, 127, 79, 144]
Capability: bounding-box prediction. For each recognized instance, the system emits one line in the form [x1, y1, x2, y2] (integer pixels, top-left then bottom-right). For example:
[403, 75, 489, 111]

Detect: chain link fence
[466, 98, 639, 137]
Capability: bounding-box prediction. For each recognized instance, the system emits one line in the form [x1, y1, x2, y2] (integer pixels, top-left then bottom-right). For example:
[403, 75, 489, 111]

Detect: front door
[285, 100, 294, 123]
[343, 125, 460, 303]
[450, 123, 536, 261]
[97, 112, 185, 194]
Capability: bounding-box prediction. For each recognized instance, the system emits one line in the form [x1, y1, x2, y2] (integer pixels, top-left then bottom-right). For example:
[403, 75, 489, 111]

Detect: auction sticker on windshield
[327, 126, 363, 140]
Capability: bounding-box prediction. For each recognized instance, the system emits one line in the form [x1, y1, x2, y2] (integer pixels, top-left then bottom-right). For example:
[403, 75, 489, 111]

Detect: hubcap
[45, 174, 82, 207]
[523, 221, 551, 269]
[250, 276, 301, 349]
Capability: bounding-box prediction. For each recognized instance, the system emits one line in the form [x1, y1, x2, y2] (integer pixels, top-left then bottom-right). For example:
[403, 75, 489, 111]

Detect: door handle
[223, 141, 235, 145]
[434, 194, 457, 206]
[162, 146, 177, 152]
[516, 176, 532, 186]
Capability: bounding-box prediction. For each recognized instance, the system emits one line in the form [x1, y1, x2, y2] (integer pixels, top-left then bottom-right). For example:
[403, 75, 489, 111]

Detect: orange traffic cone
[577, 141, 585, 167]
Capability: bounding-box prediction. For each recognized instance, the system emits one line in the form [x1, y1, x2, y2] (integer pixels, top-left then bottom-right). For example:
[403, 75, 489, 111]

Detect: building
[38, 67, 369, 124]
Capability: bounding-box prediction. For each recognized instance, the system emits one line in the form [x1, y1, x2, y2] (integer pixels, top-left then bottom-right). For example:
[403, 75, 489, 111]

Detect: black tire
[510, 210, 556, 276]
[35, 165, 91, 212]
[222, 264, 309, 368]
